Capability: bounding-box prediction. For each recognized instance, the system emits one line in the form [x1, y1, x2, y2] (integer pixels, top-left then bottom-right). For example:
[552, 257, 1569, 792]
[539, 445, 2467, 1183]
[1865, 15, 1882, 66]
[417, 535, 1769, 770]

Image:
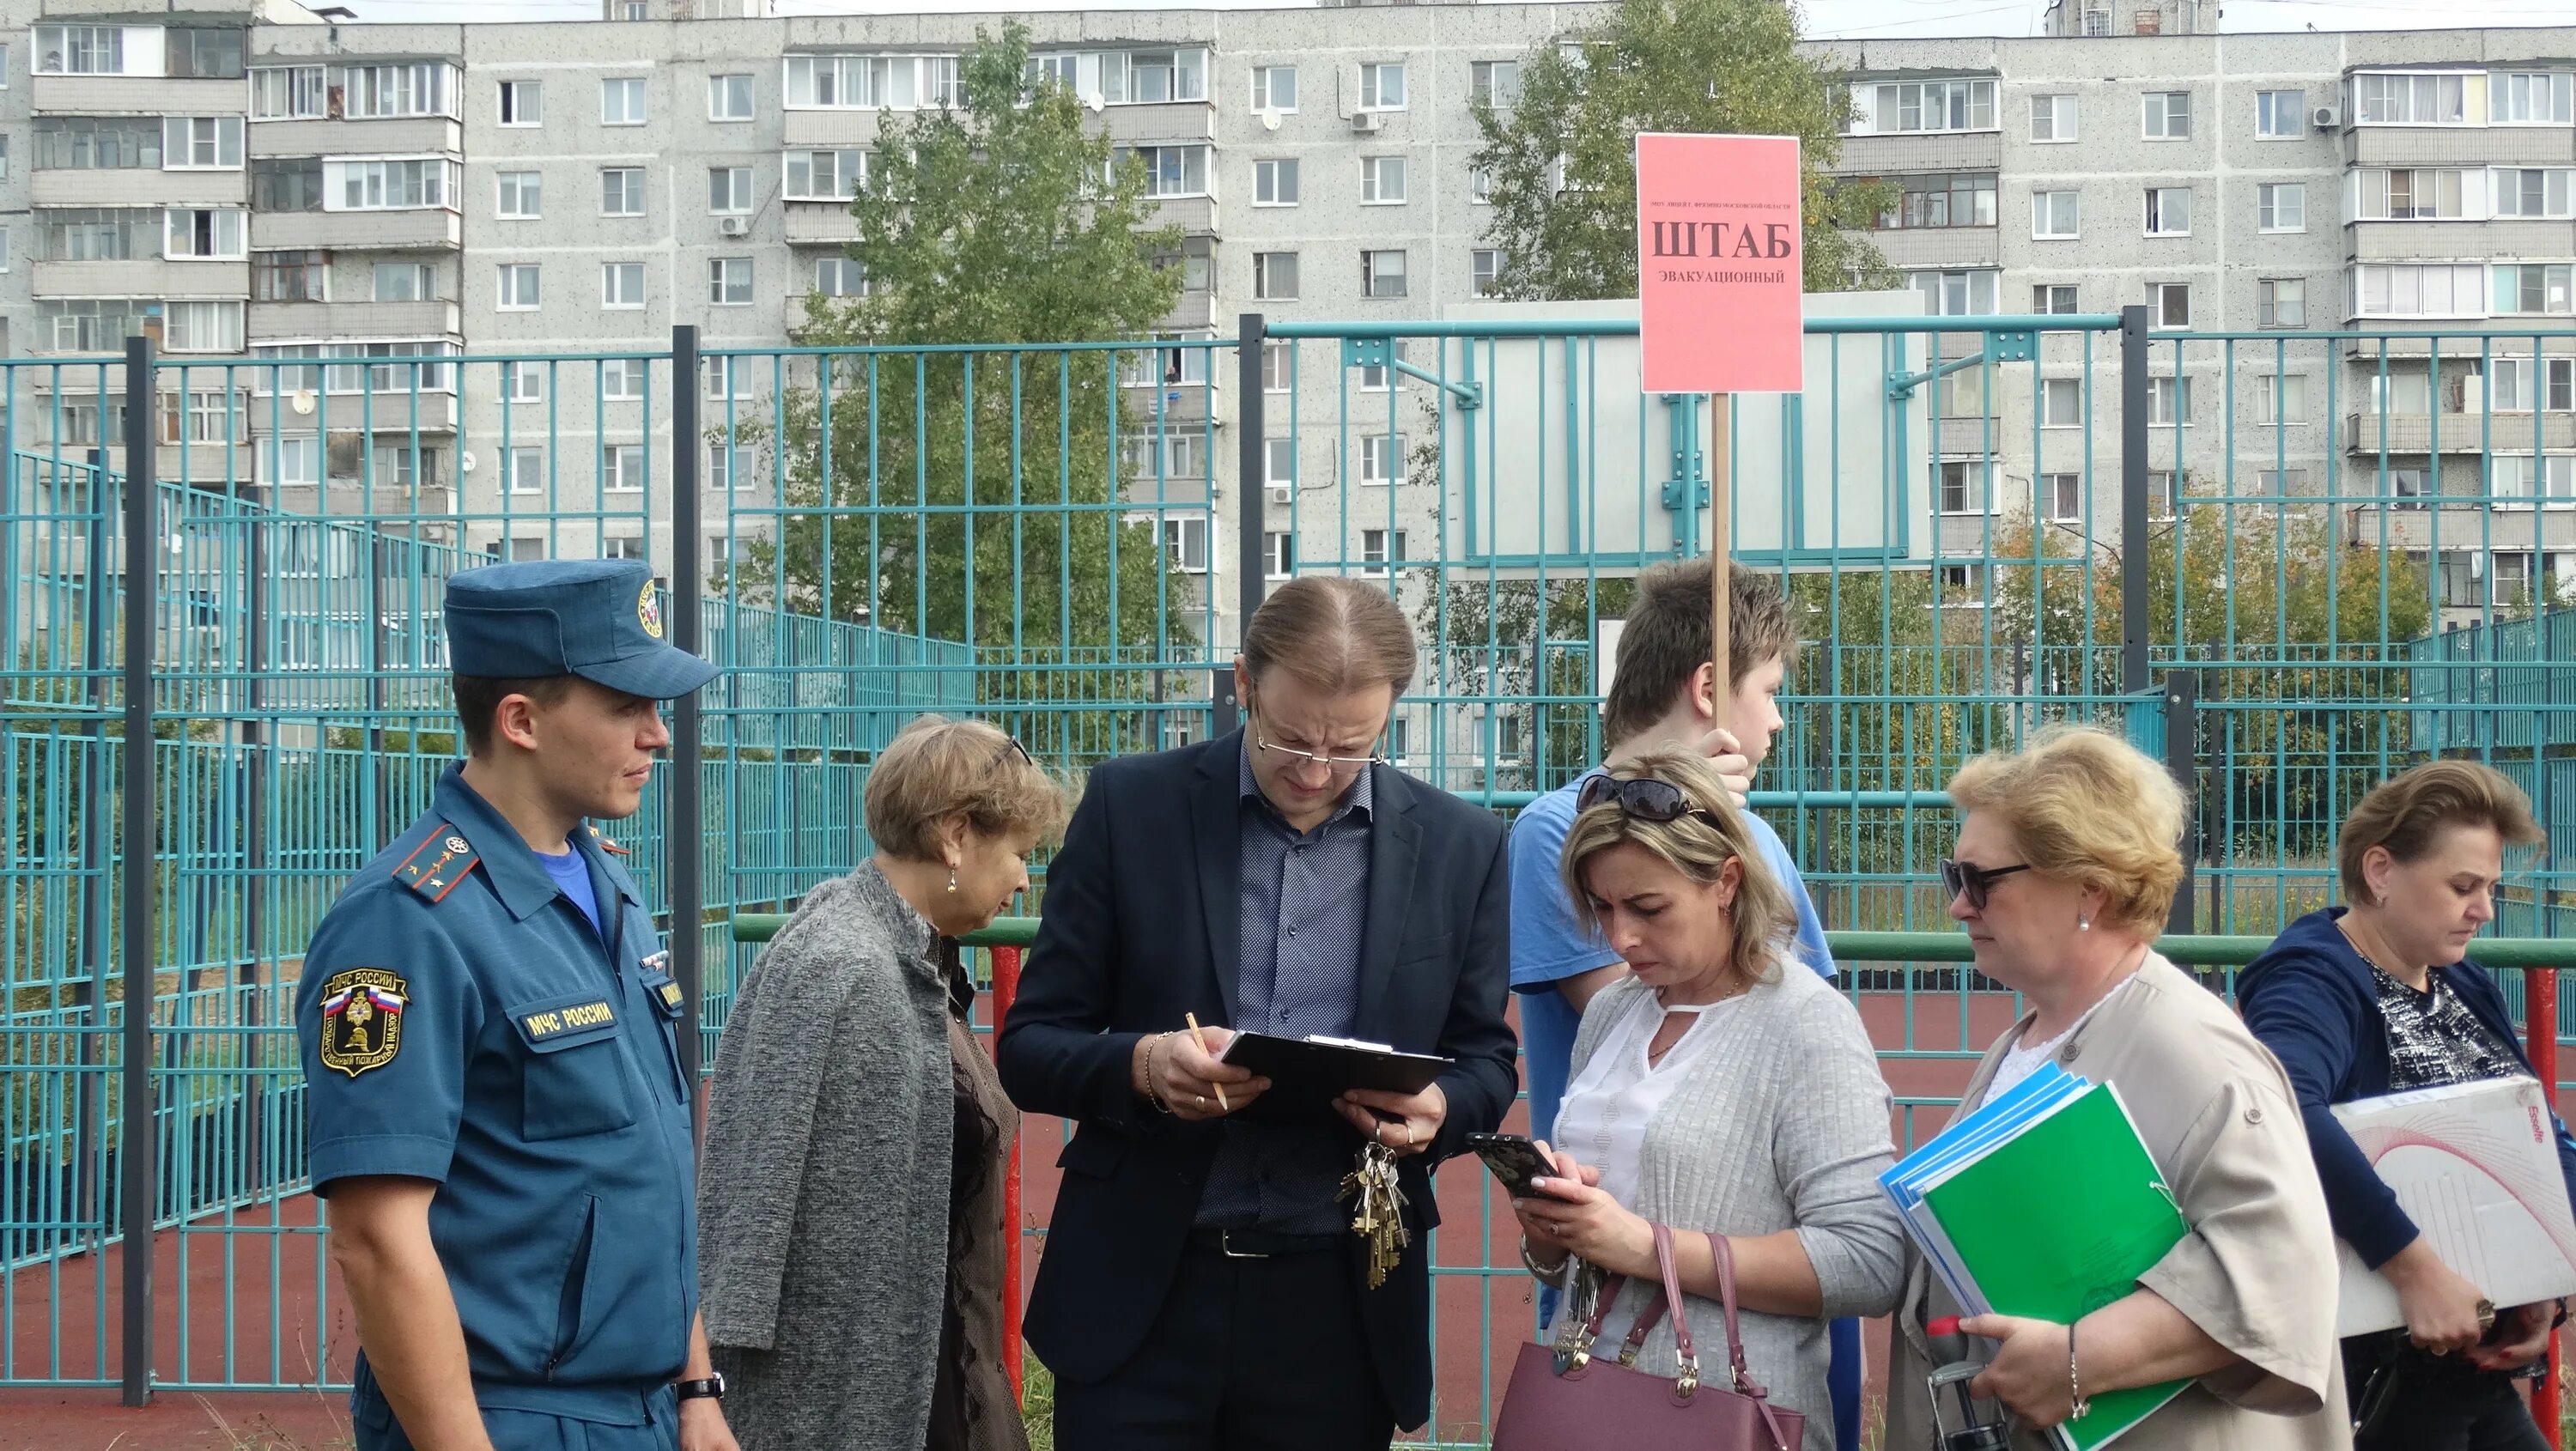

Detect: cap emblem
[638, 581, 664, 640]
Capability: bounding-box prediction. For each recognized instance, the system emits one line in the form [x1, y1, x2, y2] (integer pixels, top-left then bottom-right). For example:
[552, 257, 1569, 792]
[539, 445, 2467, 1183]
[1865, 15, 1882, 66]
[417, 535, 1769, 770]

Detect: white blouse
[1549, 987, 1747, 1345]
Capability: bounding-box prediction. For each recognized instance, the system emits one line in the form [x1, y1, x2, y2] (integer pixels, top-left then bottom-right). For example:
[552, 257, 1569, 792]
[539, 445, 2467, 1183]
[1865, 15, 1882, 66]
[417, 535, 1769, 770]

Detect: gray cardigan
[1546, 966, 1907, 1451]
[696, 862, 955, 1451]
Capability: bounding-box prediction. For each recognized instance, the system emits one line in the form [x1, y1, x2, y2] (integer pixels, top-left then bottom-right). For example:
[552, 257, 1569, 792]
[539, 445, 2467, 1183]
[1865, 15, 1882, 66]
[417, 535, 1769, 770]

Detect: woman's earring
[947, 871, 959, 895]
[2078, 914, 2092, 932]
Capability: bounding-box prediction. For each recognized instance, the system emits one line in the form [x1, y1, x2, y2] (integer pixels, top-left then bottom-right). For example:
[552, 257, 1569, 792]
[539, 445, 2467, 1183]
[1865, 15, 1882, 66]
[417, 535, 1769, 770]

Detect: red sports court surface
[2, 992, 2020, 1449]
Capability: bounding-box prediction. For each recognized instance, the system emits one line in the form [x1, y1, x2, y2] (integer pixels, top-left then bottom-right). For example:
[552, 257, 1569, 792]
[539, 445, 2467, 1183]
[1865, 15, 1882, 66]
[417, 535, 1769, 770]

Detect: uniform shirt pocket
[507, 991, 639, 1140]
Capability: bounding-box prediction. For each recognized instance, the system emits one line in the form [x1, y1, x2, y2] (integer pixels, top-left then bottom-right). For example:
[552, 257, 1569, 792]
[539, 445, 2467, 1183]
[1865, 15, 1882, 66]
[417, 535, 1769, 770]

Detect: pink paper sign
[1635, 132, 1804, 395]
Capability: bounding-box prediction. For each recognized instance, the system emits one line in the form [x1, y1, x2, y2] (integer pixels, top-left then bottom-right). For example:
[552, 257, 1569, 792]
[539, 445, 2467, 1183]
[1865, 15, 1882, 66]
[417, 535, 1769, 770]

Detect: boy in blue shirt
[1508, 559, 1856, 1450]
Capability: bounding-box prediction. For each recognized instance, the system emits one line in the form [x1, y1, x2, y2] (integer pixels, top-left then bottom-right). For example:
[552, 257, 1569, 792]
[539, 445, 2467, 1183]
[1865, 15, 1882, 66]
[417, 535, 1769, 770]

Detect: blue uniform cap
[444, 558, 720, 700]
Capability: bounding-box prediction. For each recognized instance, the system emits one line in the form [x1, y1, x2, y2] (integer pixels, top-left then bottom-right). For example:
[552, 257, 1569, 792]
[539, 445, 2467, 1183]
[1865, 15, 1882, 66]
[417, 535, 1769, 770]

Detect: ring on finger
[1194, 1093, 1206, 1111]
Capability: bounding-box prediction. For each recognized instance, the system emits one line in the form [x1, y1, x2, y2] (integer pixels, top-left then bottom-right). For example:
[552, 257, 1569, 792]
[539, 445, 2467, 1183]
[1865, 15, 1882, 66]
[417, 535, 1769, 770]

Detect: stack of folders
[1880, 1063, 2191, 1451]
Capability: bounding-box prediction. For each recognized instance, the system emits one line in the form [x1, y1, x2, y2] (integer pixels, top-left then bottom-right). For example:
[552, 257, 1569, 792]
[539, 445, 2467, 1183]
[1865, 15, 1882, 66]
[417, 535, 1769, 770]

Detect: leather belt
[1188, 1227, 1342, 1259]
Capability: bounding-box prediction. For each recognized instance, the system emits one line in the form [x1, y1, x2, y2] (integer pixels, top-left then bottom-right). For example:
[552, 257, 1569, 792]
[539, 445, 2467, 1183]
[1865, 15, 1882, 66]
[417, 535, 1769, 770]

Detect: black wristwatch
[674, 1373, 726, 1403]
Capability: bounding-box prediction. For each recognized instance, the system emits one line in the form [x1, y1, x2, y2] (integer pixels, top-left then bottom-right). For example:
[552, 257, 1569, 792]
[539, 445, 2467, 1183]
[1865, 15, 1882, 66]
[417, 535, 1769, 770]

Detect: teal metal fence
[3, 311, 2570, 1423]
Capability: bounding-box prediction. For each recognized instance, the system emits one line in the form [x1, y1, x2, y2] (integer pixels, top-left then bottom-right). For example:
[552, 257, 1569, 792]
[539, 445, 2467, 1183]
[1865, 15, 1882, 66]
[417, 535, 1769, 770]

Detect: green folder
[1921, 1082, 2191, 1451]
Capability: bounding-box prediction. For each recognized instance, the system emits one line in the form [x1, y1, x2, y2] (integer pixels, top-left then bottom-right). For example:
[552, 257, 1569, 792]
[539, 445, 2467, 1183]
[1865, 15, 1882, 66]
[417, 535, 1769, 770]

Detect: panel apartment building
[1, 0, 2569, 645]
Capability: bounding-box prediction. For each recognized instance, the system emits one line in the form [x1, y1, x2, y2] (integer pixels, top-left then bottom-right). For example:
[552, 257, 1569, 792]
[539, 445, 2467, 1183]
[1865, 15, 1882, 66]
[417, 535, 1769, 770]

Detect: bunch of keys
[1340, 1138, 1412, 1288]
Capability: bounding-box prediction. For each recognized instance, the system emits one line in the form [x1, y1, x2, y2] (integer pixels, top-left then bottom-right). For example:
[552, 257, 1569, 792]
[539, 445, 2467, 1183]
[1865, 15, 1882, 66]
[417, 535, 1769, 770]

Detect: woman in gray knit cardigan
[696, 716, 1066, 1451]
[1511, 751, 1907, 1451]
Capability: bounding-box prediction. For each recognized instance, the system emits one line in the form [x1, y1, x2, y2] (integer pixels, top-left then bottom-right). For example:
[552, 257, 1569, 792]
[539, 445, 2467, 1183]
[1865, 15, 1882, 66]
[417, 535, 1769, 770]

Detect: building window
[2355, 72, 2467, 125]
[2033, 283, 2079, 314]
[503, 361, 544, 403]
[2491, 71, 2576, 124]
[2352, 263, 2487, 319]
[1262, 340, 1291, 393]
[165, 29, 246, 80]
[499, 79, 542, 126]
[1254, 158, 1297, 207]
[2144, 186, 2190, 235]
[1881, 173, 1996, 230]
[602, 77, 647, 125]
[709, 257, 754, 306]
[2493, 455, 2576, 509]
[1264, 531, 1293, 580]
[2029, 93, 2076, 142]
[785, 53, 968, 111]
[252, 249, 328, 302]
[2494, 167, 2575, 219]
[2257, 182, 2304, 233]
[2044, 472, 2083, 522]
[604, 535, 646, 562]
[2151, 282, 2191, 329]
[1251, 64, 1297, 112]
[495, 263, 542, 311]
[2257, 469, 2312, 498]
[2255, 89, 2305, 137]
[1361, 434, 1404, 485]
[252, 66, 328, 121]
[703, 356, 754, 400]
[602, 261, 646, 309]
[2142, 91, 2191, 139]
[163, 117, 245, 170]
[1359, 62, 1406, 111]
[1360, 528, 1406, 575]
[2148, 471, 2177, 519]
[814, 256, 867, 296]
[2439, 554, 2481, 608]
[1361, 156, 1406, 205]
[709, 441, 757, 493]
[2032, 189, 2079, 239]
[709, 73, 754, 121]
[1357, 341, 1412, 392]
[1253, 252, 1298, 301]
[1473, 60, 1521, 109]
[35, 118, 161, 171]
[1857, 78, 1996, 135]
[342, 62, 454, 119]
[267, 435, 319, 489]
[2356, 167, 2466, 221]
[1264, 438, 1295, 495]
[374, 261, 439, 301]
[496, 170, 542, 219]
[329, 158, 454, 210]
[1473, 249, 1505, 298]
[603, 444, 644, 493]
[709, 167, 753, 214]
[2040, 378, 2081, 428]
[2148, 376, 2192, 427]
[785, 149, 866, 200]
[2257, 373, 2308, 425]
[165, 208, 246, 260]
[1122, 144, 1209, 198]
[2257, 277, 2305, 329]
[602, 167, 646, 216]
[503, 446, 545, 495]
[36, 25, 126, 76]
[1936, 458, 1990, 514]
[251, 155, 325, 211]
[601, 358, 647, 401]
[1910, 269, 1998, 317]
[2495, 264, 2574, 316]
[2492, 357, 2575, 412]
[1362, 250, 1407, 299]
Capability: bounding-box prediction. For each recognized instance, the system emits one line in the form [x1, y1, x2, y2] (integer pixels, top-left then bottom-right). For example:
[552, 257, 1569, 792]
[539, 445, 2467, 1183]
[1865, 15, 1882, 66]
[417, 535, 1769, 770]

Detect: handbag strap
[1706, 1232, 1797, 1451]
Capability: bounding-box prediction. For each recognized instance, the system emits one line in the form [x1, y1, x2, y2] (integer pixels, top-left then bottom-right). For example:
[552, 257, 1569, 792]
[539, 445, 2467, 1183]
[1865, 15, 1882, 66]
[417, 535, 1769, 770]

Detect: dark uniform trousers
[1052, 1235, 1397, 1451]
[352, 1362, 682, 1451]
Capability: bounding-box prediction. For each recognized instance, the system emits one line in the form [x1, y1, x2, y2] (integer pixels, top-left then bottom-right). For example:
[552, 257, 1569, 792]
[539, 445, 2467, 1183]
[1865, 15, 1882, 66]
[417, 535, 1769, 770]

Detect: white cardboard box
[2332, 1076, 2576, 1338]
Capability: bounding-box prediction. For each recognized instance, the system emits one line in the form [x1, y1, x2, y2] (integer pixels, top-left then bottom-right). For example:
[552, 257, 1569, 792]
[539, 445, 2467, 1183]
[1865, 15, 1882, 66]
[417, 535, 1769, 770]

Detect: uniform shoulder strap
[391, 823, 482, 904]
[584, 823, 630, 857]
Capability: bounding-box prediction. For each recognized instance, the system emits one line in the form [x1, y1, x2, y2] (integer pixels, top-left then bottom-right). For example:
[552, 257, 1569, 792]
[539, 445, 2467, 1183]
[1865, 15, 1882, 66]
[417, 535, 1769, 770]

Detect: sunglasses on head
[1576, 774, 1724, 829]
[988, 735, 1033, 770]
[1939, 858, 2031, 911]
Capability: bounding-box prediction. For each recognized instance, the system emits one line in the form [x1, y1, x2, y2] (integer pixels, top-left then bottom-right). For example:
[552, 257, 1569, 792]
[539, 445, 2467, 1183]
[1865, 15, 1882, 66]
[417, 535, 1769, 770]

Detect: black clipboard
[1217, 1031, 1452, 1105]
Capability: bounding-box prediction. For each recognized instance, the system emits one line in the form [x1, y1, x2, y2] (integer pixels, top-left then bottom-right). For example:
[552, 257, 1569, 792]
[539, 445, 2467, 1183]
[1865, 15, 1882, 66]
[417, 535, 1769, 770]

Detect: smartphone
[1467, 1132, 1559, 1197]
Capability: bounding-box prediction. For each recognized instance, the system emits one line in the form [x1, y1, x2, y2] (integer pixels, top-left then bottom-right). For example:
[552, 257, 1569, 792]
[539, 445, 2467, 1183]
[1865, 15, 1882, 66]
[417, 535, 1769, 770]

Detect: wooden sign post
[1634, 133, 1804, 726]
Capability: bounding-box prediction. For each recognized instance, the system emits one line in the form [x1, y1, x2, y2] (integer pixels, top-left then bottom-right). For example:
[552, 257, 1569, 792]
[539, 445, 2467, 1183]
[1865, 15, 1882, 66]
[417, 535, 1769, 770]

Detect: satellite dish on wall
[1261, 110, 1281, 131]
[291, 390, 318, 416]
[1083, 92, 1103, 112]
[459, 451, 477, 473]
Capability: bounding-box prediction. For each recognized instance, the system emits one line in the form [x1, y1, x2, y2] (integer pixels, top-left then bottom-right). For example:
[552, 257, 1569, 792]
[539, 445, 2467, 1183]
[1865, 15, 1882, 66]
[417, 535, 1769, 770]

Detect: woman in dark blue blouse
[2240, 760, 2567, 1451]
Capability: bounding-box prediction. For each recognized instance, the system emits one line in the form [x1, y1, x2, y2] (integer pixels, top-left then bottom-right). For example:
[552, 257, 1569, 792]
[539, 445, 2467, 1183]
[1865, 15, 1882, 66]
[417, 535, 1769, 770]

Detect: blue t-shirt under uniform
[537, 844, 605, 941]
[1508, 768, 1835, 1146]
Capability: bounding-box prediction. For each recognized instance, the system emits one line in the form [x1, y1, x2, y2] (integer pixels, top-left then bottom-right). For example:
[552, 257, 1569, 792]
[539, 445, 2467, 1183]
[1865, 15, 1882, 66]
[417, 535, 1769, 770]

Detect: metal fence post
[77, 447, 112, 1250]
[2162, 669, 2199, 934]
[2120, 304, 2151, 695]
[119, 334, 158, 1407]
[1223, 313, 1267, 738]
[670, 326, 706, 1099]
[2527, 964, 2562, 1448]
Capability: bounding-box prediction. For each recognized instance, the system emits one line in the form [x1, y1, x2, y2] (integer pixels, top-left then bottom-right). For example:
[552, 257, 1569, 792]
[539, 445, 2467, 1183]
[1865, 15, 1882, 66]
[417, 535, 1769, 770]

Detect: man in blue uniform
[297, 558, 736, 1451]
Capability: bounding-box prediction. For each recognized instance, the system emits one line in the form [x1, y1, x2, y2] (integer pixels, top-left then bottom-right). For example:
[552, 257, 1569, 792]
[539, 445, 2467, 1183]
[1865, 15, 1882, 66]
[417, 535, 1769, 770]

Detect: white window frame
[708, 440, 757, 494]
[327, 157, 455, 212]
[2495, 264, 2575, 317]
[495, 263, 542, 311]
[1473, 249, 1505, 298]
[495, 170, 542, 220]
[163, 206, 246, 260]
[1263, 531, 1293, 581]
[502, 446, 545, 495]
[2145, 186, 2191, 236]
[2142, 91, 2192, 140]
[2350, 262, 2490, 320]
[35, 25, 130, 77]
[784, 149, 866, 202]
[1360, 155, 1406, 205]
[601, 167, 646, 217]
[2257, 182, 2305, 234]
[2255, 89, 2305, 138]
[709, 166, 753, 215]
[1360, 433, 1404, 485]
[2258, 277, 2306, 329]
[601, 77, 647, 126]
[604, 443, 645, 494]
[600, 357, 647, 401]
[2492, 357, 2576, 412]
[1362, 249, 1407, 299]
[1124, 144, 1209, 199]
[2149, 376, 2192, 428]
[498, 79, 542, 127]
[2151, 281, 2191, 330]
[1250, 64, 1297, 113]
[1254, 158, 1297, 207]
[2033, 283, 2080, 315]
[2032, 190, 2080, 239]
[2355, 71, 2471, 127]
[708, 257, 753, 307]
[2040, 378, 2082, 428]
[2257, 373, 2309, 425]
[2044, 472, 2083, 523]
[1910, 269, 1999, 317]
[252, 65, 328, 121]
[1358, 62, 1407, 112]
[2030, 93, 2076, 142]
[813, 255, 866, 297]
[1360, 527, 1406, 576]
[1472, 59, 1521, 110]
[1262, 339, 1292, 393]
[2490, 70, 2575, 125]
[502, 361, 544, 404]
[2493, 167, 2576, 220]
[1253, 251, 1298, 301]
[162, 116, 244, 171]
[602, 261, 646, 310]
[1855, 78, 1997, 137]
[708, 73, 754, 122]
[1935, 458, 1992, 516]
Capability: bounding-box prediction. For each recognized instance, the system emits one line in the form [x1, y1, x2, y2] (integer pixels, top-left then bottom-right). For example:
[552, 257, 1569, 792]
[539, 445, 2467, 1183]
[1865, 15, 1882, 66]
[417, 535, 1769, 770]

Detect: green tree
[723, 22, 1199, 763]
[1470, 0, 1897, 301]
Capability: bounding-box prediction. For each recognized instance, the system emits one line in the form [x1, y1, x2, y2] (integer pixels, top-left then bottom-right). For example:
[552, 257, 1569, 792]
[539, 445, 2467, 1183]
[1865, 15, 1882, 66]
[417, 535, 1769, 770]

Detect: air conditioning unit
[2311, 103, 2342, 131]
[1350, 111, 1383, 134]
[1266, 483, 1291, 505]
[719, 216, 750, 237]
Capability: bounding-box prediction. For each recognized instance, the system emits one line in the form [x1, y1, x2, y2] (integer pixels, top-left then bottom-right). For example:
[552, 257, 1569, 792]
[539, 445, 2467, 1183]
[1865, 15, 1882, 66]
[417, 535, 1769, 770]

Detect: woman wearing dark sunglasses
[1508, 752, 1905, 1450]
[1882, 726, 2348, 1451]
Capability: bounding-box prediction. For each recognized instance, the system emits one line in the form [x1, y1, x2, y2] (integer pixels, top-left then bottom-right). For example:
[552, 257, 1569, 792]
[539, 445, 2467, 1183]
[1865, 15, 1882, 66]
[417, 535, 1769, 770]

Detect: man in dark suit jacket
[997, 576, 1516, 1451]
